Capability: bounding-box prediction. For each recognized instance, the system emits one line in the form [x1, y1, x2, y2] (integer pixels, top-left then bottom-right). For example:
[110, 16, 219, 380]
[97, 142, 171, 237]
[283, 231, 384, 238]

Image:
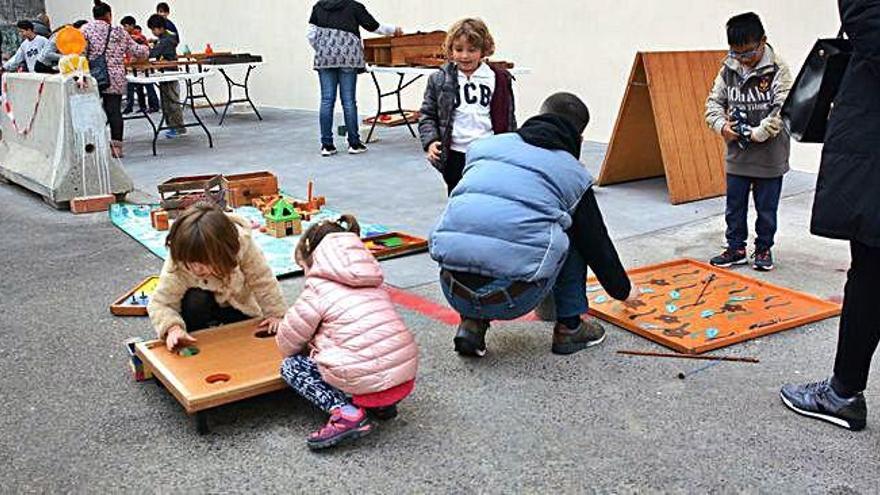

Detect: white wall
[47, 0, 838, 171]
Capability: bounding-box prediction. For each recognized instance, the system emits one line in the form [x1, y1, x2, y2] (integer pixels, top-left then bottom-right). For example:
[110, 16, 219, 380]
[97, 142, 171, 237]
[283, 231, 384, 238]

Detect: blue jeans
[318, 68, 361, 147]
[440, 248, 590, 321]
[125, 82, 158, 111]
[725, 174, 783, 251]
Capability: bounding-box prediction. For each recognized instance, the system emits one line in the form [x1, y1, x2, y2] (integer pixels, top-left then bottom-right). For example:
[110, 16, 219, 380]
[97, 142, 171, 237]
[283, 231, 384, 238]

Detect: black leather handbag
[781, 29, 852, 143]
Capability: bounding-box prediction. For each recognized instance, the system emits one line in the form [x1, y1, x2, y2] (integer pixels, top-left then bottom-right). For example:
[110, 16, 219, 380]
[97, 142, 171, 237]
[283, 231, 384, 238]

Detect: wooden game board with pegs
[586, 259, 841, 354]
[135, 319, 285, 415]
[363, 232, 428, 261]
[110, 276, 160, 316]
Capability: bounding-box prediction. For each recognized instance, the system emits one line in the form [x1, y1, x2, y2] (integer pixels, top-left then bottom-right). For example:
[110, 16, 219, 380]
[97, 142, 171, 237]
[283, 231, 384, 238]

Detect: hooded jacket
[148, 215, 288, 339]
[275, 233, 419, 396]
[811, 0, 880, 247]
[430, 115, 593, 282]
[307, 0, 394, 70]
[705, 45, 793, 178]
[419, 62, 517, 172]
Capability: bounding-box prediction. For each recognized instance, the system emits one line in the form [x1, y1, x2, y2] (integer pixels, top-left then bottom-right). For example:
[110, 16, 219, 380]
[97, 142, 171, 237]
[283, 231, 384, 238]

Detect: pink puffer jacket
[276, 233, 419, 395]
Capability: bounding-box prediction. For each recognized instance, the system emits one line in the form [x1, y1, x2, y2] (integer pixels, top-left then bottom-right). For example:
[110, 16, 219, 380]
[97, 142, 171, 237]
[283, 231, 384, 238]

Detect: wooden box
[110, 276, 160, 316]
[390, 31, 446, 66]
[363, 37, 392, 65]
[362, 232, 429, 261]
[222, 171, 279, 208]
[157, 174, 225, 216]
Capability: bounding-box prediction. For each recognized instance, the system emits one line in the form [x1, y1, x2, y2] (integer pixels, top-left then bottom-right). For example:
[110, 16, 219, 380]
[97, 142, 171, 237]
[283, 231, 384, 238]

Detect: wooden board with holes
[135, 319, 285, 413]
[363, 232, 428, 261]
[110, 276, 160, 316]
[586, 259, 841, 354]
[598, 51, 728, 204]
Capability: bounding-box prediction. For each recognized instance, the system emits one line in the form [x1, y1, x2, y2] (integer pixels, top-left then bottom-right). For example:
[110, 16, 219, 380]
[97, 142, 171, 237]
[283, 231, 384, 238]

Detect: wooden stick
[307, 180, 313, 203]
[617, 349, 759, 363]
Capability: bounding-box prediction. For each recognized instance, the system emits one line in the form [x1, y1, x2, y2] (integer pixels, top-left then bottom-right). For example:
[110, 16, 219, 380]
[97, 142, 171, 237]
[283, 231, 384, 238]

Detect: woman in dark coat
[781, 0, 880, 431]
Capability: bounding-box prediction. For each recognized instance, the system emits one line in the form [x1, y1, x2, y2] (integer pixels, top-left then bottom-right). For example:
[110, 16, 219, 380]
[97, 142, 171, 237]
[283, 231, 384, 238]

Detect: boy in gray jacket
[705, 12, 792, 271]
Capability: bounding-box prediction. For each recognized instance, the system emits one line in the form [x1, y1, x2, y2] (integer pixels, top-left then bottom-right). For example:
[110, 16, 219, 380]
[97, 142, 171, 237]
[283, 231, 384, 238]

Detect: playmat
[110, 202, 405, 278]
[587, 259, 841, 354]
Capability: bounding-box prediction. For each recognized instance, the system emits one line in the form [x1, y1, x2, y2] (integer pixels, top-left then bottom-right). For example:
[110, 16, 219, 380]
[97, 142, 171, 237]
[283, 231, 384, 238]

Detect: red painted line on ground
[384, 285, 542, 325]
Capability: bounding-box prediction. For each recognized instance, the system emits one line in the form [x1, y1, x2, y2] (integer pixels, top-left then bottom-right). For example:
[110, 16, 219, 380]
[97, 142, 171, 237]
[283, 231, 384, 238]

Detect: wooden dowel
[617, 349, 759, 363]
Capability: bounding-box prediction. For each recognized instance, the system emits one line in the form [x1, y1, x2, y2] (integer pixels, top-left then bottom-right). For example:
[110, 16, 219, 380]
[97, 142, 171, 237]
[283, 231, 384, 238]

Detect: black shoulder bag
[88, 25, 114, 93]
[781, 28, 853, 143]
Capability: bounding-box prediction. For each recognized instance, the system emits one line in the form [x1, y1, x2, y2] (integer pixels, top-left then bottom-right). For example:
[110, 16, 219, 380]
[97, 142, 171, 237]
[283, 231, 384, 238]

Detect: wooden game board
[135, 319, 285, 416]
[364, 232, 428, 260]
[363, 111, 420, 127]
[110, 276, 160, 316]
[587, 259, 841, 354]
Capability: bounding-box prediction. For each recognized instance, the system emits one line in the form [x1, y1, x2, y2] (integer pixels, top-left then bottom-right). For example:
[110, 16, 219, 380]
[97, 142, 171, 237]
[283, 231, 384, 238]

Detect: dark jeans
[832, 241, 880, 394]
[725, 174, 783, 251]
[101, 93, 124, 141]
[180, 288, 250, 332]
[125, 82, 158, 111]
[443, 150, 466, 195]
[318, 68, 360, 147]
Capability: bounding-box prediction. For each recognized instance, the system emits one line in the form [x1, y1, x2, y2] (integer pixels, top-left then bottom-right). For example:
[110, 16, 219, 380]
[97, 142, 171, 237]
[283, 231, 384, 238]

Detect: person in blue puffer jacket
[430, 92, 632, 357]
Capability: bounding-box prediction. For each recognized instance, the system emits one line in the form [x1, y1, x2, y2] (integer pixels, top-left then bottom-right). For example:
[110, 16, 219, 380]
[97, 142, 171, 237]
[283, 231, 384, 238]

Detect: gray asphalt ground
[1, 107, 877, 493]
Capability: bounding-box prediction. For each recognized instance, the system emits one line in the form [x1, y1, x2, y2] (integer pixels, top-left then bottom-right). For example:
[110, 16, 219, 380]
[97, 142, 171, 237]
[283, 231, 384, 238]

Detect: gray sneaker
[780, 378, 867, 431]
[552, 318, 606, 355]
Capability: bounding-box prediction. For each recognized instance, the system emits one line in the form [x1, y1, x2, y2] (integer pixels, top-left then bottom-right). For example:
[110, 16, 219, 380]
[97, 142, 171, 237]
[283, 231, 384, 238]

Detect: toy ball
[57, 25, 87, 55]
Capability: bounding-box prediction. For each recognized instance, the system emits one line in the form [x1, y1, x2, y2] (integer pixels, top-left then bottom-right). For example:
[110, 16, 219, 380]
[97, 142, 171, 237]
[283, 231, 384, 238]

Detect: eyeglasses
[729, 43, 764, 60]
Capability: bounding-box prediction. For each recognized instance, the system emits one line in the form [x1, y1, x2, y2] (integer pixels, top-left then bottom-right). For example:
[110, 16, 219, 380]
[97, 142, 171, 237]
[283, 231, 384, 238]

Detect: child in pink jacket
[276, 214, 419, 450]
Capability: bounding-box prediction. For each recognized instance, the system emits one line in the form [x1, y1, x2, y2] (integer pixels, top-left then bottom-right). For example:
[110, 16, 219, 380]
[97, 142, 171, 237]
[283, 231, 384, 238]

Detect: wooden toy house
[264, 197, 302, 238]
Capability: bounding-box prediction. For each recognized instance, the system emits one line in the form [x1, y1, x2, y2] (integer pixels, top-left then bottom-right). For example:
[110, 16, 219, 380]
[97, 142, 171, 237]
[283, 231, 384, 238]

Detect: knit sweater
[147, 215, 288, 339]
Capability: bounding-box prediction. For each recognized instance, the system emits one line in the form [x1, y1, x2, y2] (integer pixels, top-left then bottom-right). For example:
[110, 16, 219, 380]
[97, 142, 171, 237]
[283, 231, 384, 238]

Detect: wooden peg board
[110, 276, 160, 316]
[363, 232, 428, 261]
[598, 51, 728, 204]
[587, 259, 841, 354]
[135, 319, 286, 414]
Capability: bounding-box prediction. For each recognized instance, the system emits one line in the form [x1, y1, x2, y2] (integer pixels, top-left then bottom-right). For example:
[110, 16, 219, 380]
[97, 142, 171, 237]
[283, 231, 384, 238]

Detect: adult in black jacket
[781, 0, 880, 431]
[307, 0, 400, 156]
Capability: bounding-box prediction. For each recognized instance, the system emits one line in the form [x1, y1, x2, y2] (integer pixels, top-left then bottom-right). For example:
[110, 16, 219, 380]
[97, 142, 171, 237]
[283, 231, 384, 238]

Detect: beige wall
[47, 0, 838, 171]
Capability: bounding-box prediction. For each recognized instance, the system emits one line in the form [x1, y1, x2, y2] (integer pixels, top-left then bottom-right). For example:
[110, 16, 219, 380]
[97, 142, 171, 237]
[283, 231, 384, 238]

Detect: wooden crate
[222, 171, 279, 208]
[157, 174, 225, 215]
[389, 31, 446, 66]
[363, 232, 428, 261]
[598, 51, 728, 204]
[135, 318, 285, 414]
[363, 37, 392, 65]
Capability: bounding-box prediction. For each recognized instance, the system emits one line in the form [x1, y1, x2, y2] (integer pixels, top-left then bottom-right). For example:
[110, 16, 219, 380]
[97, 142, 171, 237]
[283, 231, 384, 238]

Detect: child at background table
[147, 13, 186, 138]
[419, 18, 517, 194]
[275, 214, 418, 450]
[148, 203, 287, 352]
[121, 16, 159, 114]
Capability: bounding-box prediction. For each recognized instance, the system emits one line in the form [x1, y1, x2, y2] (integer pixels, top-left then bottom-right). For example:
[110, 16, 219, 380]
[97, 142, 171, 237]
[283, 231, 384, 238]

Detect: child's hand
[165, 326, 197, 352]
[721, 122, 740, 142]
[427, 141, 442, 163]
[259, 317, 282, 335]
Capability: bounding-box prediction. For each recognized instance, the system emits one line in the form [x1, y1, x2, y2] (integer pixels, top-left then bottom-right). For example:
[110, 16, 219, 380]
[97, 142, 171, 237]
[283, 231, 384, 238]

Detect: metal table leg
[218, 65, 262, 126]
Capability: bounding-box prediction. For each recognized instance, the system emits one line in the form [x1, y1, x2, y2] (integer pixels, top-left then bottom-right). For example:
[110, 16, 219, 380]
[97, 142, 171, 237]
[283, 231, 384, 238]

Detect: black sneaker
[368, 405, 398, 421]
[321, 144, 337, 157]
[453, 318, 489, 357]
[780, 378, 867, 431]
[753, 249, 774, 271]
[348, 142, 368, 154]
[122, 106, 134, 115]
[709, 248, 748, 268]
[551, 318, 606, 355]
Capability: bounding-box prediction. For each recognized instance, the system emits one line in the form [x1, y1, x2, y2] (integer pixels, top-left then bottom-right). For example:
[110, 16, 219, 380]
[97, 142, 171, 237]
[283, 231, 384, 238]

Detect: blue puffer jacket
[429, 131, 593, 282]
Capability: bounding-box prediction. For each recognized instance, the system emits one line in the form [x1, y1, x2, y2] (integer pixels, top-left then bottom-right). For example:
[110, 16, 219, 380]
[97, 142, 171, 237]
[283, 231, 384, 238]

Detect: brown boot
[552, 318, 606, 355]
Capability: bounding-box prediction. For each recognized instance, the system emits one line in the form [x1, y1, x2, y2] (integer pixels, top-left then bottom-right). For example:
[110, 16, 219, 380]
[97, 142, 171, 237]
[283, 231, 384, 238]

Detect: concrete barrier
[0, 73, 133, 208]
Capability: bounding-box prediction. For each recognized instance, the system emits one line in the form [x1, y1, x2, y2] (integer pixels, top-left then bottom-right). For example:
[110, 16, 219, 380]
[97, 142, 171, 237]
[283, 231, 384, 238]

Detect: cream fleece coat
[147, 215, 288, 338]
[275, 233, 419, 395]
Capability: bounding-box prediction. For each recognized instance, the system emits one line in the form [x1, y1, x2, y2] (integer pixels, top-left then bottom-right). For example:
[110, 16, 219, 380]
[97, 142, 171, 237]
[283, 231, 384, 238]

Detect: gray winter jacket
[419, 62, 517, 172]
[705, 45, 793, 178]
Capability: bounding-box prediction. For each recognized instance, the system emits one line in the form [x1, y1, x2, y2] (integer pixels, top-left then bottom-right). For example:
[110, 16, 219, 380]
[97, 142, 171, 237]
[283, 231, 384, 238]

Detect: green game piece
[178, 346, 200, 357]
[381, 237, 404, 248]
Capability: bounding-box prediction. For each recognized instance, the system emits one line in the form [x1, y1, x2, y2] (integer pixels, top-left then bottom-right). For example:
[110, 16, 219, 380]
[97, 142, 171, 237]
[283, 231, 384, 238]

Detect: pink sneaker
[307, 407, 374, 450]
